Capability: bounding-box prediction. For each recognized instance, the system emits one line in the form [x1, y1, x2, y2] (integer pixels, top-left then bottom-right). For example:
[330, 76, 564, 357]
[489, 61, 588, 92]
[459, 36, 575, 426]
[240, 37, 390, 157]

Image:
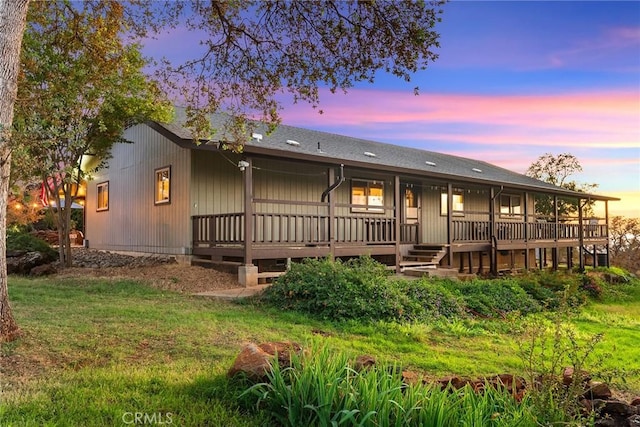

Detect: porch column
[446, 183, 453, 267]
[605, 200, 610, 268]
[578, 199, 585, 271]
[489, 187, 496, 275]
[394, 175, 401, 273]
[328, 167, 336, 259]
[553, 195, 559, 271]
[239, 157, 257, 286]
[524, 191, 530, 270]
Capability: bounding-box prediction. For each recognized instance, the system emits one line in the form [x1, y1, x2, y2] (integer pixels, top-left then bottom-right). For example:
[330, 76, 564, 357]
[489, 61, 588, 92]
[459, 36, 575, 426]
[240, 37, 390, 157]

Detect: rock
[7, 251, 55, 275]
[563, 367, 590, 386]
[584, 381, 613, 400]
[632, 397, 640, 407]
[438, 376, 472, 390]
[30, 263, 58, 276]
[228, 341, 302, 380]
[628, 415, 640, 426]
[401, 370, 420, 386]
[593, 399, 638, 417]
[489, 374, 526, 393]
[354, 355, 376, 371]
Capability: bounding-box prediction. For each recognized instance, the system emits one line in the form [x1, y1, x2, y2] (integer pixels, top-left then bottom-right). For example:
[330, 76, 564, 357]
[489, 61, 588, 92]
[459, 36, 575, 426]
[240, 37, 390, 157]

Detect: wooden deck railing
[452, 219, 607, 242]
[400, 223, 419, 244]
[192, 213, 396, 246]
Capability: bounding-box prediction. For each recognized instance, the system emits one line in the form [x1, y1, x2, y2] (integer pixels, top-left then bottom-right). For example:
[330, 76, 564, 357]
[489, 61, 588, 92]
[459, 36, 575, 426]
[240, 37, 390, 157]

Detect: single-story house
[84, 109, 617, 285]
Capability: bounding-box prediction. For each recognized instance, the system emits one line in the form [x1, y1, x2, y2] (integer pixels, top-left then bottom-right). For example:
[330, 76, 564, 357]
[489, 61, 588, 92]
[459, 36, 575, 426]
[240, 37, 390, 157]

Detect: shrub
[440, 278, 541, 317]
[397, 278, 465, 319]
[6, 230, 57, 260]
[260, 257, 410, 322]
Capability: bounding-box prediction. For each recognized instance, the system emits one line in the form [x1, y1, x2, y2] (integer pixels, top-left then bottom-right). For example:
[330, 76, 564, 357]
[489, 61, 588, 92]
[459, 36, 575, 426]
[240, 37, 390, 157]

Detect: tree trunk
[0, 0, 30, 342]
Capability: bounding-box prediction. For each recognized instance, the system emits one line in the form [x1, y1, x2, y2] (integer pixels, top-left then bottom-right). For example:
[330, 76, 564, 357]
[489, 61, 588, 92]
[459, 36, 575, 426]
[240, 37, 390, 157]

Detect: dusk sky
[143, 1, 640, 219]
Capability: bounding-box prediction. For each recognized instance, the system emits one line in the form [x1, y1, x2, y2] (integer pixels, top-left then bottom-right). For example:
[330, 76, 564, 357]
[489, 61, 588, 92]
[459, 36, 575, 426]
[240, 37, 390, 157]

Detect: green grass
[1, 275, 639, 426]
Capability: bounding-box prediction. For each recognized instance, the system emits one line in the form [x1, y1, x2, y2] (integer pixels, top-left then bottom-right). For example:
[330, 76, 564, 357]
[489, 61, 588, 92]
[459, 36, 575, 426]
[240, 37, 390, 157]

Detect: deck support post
[241, 157, 256, 286]
[394, 175, 401, 273]
[604, 200, 610, 268]
[578, 198, 585, 272]
[446, 183, 453, 268]
[328, 168, 336, 259]
[489, 187, 497, 275]
[524, 192, 530, 270]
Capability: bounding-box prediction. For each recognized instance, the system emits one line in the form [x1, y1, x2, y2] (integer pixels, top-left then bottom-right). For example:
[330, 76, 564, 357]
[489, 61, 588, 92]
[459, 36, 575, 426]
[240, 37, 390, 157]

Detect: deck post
[446, 183, 453, 268]
[524, 191, 530, 270]
[328, 168, 336, 259]
[605, 200, 610, 268]
[578, 198, 585, 271]
[489, 187, 497, 275]
[394, 175, 401, 273]
[240, 157, 257, 286]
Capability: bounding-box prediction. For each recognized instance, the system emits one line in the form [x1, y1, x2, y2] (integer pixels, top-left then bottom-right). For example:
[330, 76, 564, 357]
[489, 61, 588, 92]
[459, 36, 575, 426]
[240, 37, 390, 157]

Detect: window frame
[96, 181, 109, 212]
[440, 191, 464, 217]
[351, 179, 385, 213]
[154, 165, 171, 206]
[499, 194, 522, 218]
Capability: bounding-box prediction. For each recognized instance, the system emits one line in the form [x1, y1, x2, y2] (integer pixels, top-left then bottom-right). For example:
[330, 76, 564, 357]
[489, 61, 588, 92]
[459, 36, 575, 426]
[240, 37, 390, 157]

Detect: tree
[1, 0, 444, 339]
[526, 153, 597, 219]
[0, 0, 29, 342]
[609, 216, 640, 273]
[12, 1, 172, 267]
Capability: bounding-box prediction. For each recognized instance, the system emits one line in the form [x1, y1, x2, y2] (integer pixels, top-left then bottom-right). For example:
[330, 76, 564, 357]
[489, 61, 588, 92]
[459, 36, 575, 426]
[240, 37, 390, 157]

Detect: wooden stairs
[400, 244, 448, 273]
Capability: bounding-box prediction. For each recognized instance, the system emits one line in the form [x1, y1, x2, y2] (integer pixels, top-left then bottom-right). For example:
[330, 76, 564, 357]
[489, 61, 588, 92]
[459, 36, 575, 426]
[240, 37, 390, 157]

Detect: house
[84, 109, 617, 285]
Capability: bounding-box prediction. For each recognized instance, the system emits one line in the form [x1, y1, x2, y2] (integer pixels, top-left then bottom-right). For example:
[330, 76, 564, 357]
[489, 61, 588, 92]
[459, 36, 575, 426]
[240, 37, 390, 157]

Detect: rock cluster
[228, 344, 640, 426]
[6, 247, 177, 276]
[69, 248, 176, 269]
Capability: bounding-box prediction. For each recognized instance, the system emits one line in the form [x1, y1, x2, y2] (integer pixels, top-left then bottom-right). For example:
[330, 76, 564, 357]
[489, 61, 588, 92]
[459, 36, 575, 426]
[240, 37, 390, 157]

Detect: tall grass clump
[240, 344, 543, 426]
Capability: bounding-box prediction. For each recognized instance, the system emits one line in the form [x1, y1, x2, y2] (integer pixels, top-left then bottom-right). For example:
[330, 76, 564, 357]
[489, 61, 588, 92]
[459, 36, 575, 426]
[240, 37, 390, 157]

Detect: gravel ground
[54, 248, 242, 293]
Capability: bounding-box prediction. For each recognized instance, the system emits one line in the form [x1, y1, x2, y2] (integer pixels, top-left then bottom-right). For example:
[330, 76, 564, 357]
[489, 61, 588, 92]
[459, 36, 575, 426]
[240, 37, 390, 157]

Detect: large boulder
[228, 341, 303, 380]
[6, 251, 56, 275]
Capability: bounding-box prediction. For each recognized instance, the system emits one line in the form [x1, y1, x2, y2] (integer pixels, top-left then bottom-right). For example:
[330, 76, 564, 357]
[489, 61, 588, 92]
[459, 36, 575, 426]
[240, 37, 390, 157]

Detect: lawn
[1, 275, 638, 426]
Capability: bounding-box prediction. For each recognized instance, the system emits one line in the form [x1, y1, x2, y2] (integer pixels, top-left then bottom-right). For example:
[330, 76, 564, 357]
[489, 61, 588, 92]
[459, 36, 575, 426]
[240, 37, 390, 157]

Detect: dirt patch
[54, 249, 242, 293]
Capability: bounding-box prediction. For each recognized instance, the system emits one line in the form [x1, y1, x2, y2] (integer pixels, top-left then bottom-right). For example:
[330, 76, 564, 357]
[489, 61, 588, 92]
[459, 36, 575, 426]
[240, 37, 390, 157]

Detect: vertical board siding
[85, 124, 191, 254]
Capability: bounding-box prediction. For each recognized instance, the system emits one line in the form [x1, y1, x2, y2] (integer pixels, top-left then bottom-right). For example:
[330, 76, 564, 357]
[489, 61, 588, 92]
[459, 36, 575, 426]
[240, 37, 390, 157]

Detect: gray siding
[85, 124, 191, 254]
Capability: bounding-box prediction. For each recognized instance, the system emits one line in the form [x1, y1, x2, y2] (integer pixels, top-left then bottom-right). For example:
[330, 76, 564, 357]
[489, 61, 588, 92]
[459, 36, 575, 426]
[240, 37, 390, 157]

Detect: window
[155, 166, 171, 205]
[500, 194, 522, 217]
[351, 180, 384, 213]
[441, 191, 464, 216]
[96, 181, 109, 211]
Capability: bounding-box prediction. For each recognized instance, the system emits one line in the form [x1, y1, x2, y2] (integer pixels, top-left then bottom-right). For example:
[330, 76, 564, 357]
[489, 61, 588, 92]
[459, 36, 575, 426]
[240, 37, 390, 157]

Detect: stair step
[409, 250, 441, 255]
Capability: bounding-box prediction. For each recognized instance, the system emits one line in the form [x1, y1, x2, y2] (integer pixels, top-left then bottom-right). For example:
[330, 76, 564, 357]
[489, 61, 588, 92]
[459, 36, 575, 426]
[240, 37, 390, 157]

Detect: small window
[500, 195, 522, 217]
[441, 191, 464, 216]
[352, 180, 384, 213]
[155, 166, 171, 205]
[96, 181, 109, 211]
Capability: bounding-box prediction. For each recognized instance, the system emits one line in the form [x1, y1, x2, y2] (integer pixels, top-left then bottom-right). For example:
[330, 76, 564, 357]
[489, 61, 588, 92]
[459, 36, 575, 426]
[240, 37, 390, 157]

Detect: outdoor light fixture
[238, 160, 250, 171]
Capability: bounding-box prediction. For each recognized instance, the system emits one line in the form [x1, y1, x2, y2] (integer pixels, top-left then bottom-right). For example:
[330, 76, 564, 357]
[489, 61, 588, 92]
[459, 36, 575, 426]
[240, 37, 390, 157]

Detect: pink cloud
[281, 88, 640, 150]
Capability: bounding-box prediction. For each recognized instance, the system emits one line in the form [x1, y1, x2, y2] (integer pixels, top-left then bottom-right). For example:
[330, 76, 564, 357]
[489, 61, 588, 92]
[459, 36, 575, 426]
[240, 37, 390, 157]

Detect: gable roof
[150, 109, 617, 202]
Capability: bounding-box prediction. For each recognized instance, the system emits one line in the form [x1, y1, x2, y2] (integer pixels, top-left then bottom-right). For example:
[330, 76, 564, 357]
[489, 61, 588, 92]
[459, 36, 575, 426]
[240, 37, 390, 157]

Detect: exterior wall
[85, 124, 192, 254]
[190, 151, 244, 216]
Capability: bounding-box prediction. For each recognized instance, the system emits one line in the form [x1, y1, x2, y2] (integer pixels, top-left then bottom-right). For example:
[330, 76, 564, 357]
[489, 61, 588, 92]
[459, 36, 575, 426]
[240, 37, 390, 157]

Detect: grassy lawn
[1, 275, 638, 426]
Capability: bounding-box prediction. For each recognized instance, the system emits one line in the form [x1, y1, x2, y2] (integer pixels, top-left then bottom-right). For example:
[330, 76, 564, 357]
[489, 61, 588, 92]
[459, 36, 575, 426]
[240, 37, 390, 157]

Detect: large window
[96, 181, 109, 211]
[441, 191, 464, 216]
[500, 194, 522, 217]
[155, 166, 171, 205]
[351, 180, 384, 213]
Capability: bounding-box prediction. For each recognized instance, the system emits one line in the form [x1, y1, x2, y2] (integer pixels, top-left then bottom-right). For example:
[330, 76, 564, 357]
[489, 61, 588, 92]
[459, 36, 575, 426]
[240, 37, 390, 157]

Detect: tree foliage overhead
[12, 0, 172, 266]
[154, 0, 445, 148]
[526, 153, 598, 218]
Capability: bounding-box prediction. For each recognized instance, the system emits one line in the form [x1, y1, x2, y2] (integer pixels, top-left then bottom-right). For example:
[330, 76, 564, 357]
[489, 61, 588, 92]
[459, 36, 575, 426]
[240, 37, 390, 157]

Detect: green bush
[397, 278, 465, 319]
[6, 231, 57, 260]
[260, 257, 410, 322]
[440, 278, 542, 317]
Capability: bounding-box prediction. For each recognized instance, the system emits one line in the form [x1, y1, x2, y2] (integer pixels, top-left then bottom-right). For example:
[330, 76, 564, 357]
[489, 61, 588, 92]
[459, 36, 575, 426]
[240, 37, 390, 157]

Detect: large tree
[13, 1, 172, 267]
[526, 153, 598, 219]
[1, 0, 444, 341]
[0, 0, 29, 342]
